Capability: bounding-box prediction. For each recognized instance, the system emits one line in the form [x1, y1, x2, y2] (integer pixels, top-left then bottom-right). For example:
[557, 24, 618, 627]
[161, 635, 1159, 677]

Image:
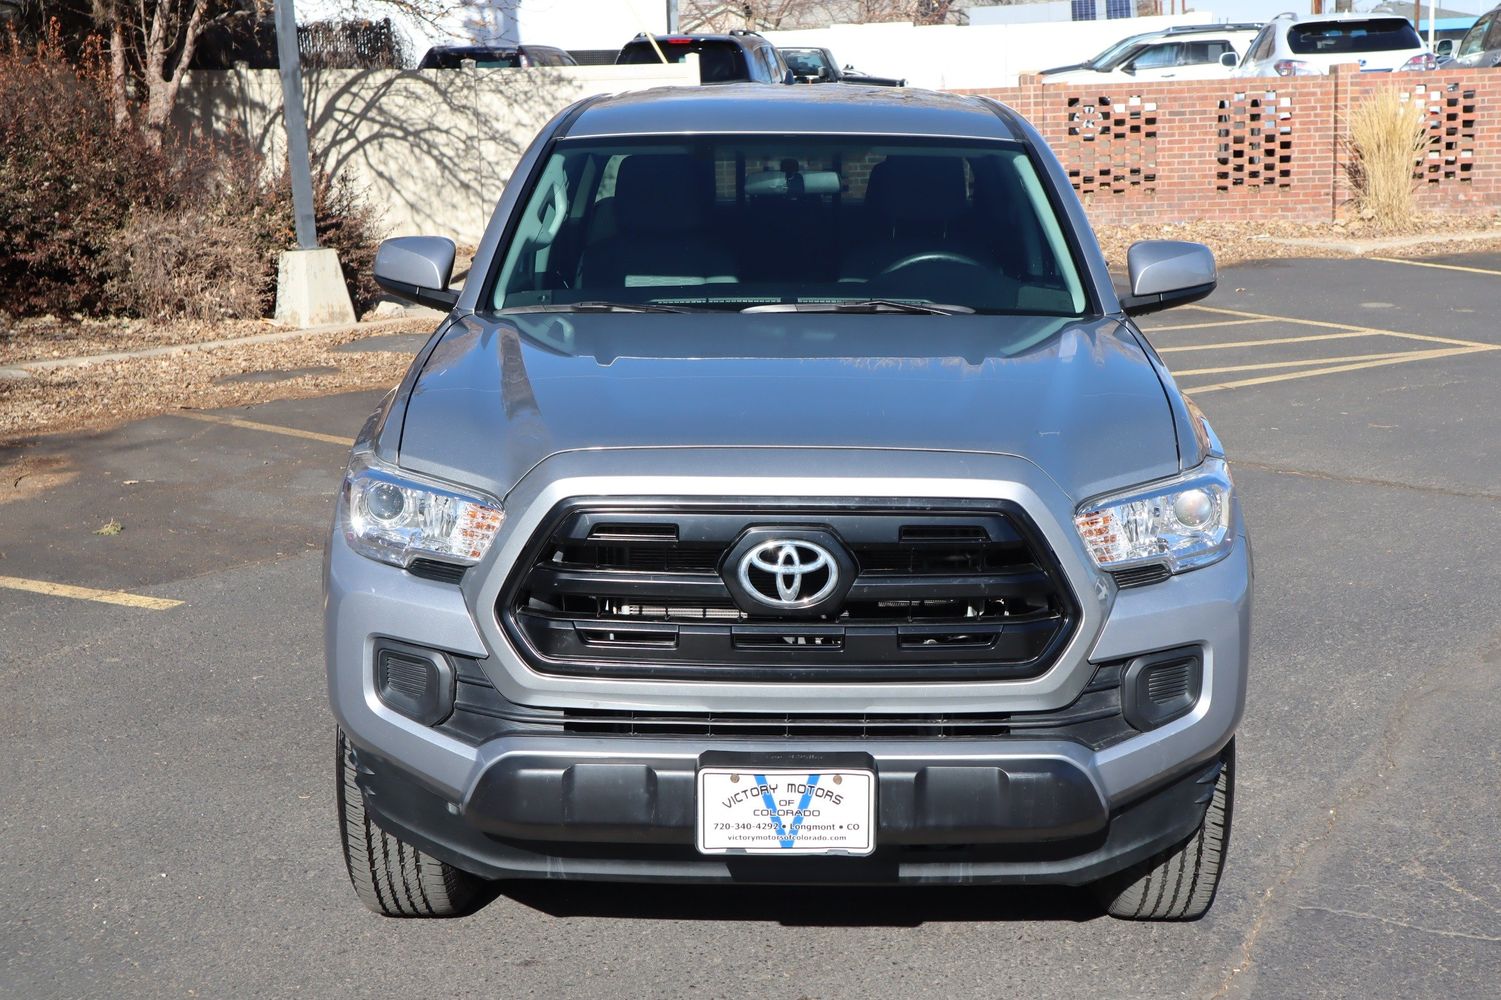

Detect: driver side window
[1458, 15, 1492, 56]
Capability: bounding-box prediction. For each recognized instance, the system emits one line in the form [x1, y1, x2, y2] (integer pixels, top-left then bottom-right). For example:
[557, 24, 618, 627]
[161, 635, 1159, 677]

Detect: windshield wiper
[506, 301, 698, 314]
[743, 299, 974, 316]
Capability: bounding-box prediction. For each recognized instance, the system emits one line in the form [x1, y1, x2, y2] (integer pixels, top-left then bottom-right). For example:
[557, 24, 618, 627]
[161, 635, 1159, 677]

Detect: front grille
[499, 500, 1078, 682]
[439, 658, 1136, 750]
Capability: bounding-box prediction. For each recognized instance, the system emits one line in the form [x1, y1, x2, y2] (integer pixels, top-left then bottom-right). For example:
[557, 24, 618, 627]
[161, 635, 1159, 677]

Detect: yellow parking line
[1157, 331, 1379, 354]
[1172, 350, 1412, 378]
[1190, 305, 1494, 349]
[1369, 256, 1501, 277]
[178, 411, 351, 446]
[0, 575, 183, 611]
[1138, 318, 1270, 333]
[1182, 345, 1496, 394]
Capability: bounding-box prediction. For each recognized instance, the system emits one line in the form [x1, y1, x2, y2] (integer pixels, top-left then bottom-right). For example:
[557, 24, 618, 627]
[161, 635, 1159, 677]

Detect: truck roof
[563, 84, 1021, 141]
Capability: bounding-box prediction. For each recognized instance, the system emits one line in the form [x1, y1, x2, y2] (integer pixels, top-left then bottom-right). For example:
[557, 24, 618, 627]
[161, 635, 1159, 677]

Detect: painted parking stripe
[1368, 256, 1501, 277]
[1137, 318, 1271, 334]
[178, 411, 352, 446]
[1172, 349, 1413, 378]
[1181, 345, 1496, 395]
[0, 575, 183, 611]
[1188, 305, 1496, 349]
[1157, 331, 1382, 354]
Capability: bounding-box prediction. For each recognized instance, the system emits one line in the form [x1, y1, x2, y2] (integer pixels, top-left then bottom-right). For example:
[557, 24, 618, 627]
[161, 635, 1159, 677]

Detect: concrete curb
[1263, 230, 1501, 254]
[0, 317, 423, 381]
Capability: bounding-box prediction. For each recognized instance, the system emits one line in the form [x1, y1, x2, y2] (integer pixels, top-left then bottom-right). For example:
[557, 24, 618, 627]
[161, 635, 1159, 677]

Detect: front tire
[1094, 741, 1235, 921]
[336, 729, 488, 917]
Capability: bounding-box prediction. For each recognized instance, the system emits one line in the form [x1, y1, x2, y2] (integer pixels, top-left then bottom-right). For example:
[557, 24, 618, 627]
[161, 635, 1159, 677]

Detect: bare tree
[681, 1, 818, 32]
[56, 0, 466, 144]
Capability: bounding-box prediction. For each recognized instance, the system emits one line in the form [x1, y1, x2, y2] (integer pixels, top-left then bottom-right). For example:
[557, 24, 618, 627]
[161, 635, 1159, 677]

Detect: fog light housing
[1121, 648, 1202, 731]
[374, 642, 455, 726]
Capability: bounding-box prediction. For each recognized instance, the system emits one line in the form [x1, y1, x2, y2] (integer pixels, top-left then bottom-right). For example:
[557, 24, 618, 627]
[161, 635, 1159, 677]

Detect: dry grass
[1345, 89, 1432, 229]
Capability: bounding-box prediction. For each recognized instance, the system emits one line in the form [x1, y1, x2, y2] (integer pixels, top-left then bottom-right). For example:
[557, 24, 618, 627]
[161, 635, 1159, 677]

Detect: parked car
[418, 44, 576, 69]
[1233, 13, 1436, 76]
[616, 30, 792, 84]
[1039, 23, 1262, 83]
[781, 46, 905, 86]
[1446, 7, 1501, 67]
[331, 84, 1251, 922]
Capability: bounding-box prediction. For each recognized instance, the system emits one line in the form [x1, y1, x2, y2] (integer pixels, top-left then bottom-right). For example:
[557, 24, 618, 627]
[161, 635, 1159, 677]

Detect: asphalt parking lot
[3, 254, 1499, 999]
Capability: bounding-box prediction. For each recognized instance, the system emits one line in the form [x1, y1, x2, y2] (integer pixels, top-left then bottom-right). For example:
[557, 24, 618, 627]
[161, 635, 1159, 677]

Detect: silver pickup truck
[326, 84, 1251, 921]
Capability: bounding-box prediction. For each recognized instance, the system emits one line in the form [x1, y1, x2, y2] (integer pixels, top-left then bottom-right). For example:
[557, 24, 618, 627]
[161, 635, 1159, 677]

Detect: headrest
[865, 156, 968, 226]
[614, 155, 712, 234]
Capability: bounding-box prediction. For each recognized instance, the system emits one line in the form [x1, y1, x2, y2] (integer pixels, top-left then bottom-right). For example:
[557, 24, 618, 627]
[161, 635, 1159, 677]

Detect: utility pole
[270, 0, 355, 327]
[666, 0, 679, 33]
[274, 0, 318, 250]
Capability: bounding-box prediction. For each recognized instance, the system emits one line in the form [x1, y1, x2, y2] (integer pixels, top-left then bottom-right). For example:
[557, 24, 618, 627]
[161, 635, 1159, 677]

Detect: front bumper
[353, 740, 1225, 885]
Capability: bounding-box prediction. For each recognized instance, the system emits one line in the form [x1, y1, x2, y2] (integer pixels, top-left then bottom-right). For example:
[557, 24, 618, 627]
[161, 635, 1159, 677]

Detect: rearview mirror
[373, 236, 459, 311]
[1120, 240, 1216, 316]
[1220, 51, 1238, 68]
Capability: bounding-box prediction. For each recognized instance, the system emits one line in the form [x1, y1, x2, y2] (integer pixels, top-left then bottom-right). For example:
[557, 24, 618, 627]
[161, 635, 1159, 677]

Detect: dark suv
[616, 31, 792, 84]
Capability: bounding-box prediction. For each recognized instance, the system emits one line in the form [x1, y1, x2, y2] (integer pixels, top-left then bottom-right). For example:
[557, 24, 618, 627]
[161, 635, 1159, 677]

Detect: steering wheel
[879, 251, 985, 276]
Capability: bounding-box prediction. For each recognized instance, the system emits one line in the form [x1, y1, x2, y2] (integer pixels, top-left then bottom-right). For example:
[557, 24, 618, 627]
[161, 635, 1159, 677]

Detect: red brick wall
[956, 67, 1498, 225]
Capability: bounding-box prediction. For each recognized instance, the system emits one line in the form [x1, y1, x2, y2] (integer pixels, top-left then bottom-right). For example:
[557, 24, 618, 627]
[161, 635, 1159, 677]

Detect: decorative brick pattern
[1214, 89, 1292, 192]
[956, 68, 1501, 224]
[1065, 95, 1158, 196]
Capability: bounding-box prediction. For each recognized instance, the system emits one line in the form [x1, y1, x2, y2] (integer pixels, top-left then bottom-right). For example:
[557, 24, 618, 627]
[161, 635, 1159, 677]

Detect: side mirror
[1120, 240, 1216, 316]
[373, 236, 459, 311]
[1435, 39, 1454, 58]
[783, 68, 797, 85]
[1220, 51, 1239, 68]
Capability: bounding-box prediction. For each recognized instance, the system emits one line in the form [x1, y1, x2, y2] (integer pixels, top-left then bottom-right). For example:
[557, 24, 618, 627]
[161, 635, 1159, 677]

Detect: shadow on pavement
[495, 881, 1102, 926]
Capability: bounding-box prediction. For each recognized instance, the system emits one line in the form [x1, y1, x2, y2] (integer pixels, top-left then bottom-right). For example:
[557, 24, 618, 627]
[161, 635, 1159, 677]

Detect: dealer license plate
[695, 767, 876, 856]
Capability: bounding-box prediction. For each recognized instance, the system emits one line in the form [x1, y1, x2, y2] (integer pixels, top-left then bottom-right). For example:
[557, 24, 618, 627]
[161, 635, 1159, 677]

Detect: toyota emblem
[736, 539, 839, 610]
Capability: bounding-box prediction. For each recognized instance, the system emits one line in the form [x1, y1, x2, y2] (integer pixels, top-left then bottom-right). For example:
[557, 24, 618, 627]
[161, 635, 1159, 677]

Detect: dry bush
[1, 27, 383, 322]
[104, 210, 266, 320]
[1346, 89, 1432, 229]
[0, 29, 174, 316]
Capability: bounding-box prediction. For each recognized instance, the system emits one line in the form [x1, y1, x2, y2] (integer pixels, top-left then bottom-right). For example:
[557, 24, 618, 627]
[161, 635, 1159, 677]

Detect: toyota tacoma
[326, 84, 1251, 920]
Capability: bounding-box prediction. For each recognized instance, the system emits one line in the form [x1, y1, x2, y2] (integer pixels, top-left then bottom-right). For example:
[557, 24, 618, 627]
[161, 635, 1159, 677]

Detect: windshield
[488, 136, 1089, 317]
[1088, 32, 1154, 68]
[1288, 19, 1422, 54]
[783, 48, 831, 76]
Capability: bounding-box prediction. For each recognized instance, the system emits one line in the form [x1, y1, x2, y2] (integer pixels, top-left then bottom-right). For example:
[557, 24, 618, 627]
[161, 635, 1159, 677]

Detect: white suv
[1039, 24, 1260, 84]
[1234, 13, 1435, 77]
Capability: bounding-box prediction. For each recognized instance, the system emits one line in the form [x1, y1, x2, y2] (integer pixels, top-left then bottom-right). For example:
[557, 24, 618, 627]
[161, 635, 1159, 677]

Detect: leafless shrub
[105, 210, 266, 320]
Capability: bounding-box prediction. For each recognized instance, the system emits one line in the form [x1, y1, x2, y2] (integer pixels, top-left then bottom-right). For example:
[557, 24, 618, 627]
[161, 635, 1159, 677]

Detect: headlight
[1074, 458, 1233, 574]
[342, 453, 503, 569]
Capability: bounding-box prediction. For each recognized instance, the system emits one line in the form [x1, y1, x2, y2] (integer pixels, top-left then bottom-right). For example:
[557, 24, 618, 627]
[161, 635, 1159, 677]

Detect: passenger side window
[1127, 43, 1181, 71]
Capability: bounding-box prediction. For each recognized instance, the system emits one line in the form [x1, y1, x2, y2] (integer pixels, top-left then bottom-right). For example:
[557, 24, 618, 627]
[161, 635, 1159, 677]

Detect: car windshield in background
[1287, 19, 1421, 54]
[490, 137, 1088, 318]
[1087, 32, 1154, 68]
[783, 49, 830, 76]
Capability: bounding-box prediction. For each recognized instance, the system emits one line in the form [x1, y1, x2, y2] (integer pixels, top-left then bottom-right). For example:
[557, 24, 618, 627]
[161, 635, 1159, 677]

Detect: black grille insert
[499, 501, 1079, 682]
[438, 658, 1135, 750]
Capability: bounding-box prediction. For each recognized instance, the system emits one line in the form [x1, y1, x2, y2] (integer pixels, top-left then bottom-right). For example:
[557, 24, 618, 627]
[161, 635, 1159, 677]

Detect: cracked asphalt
[2, 256, 1499, 999]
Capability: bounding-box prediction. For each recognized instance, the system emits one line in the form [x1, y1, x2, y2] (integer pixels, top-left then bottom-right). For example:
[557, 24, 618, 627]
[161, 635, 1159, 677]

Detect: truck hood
[397, 312, 1181, 502]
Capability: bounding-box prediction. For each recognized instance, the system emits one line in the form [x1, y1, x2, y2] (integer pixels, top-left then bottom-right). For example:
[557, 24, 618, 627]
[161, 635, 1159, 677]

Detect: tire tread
[1096, 741, 1235, 921]
[335, 729, 486, 917]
